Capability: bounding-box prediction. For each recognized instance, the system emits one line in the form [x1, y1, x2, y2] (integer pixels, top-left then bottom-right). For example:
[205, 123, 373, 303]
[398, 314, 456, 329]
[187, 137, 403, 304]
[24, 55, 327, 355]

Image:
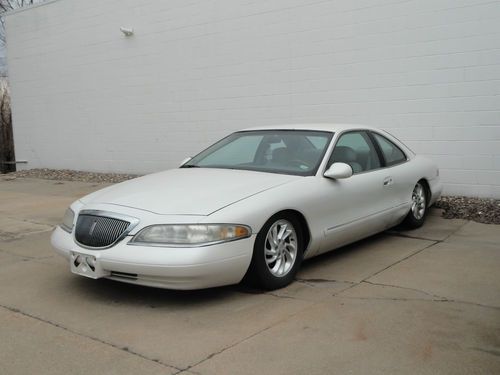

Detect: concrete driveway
[0, 177, 499, 375]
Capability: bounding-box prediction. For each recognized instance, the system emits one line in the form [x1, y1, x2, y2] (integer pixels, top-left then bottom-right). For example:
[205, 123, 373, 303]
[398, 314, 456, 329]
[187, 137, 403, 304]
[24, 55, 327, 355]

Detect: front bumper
[51, 226, 255, 290]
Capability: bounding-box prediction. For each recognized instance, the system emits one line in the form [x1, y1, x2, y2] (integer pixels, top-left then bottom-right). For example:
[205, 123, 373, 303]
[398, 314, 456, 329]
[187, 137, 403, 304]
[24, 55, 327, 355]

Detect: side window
[327, 131, 381, 173]
[372, 133, 407, 167]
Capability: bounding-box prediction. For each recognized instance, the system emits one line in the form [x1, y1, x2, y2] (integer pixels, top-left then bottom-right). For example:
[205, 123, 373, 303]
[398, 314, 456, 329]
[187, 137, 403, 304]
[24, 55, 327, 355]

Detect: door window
[327, 131, 381, 173]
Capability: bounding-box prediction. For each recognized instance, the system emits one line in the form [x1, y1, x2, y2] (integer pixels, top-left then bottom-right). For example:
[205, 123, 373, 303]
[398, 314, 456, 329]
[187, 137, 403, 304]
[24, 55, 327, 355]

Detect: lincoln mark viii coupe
[51, 124, 442, 290]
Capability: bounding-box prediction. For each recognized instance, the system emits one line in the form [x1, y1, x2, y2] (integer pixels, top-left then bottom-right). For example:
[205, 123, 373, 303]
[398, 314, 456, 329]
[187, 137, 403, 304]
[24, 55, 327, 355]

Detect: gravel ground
[1, 168, 139, 184]
[434, 196, 500, 225]
[2, 168, 499, 224]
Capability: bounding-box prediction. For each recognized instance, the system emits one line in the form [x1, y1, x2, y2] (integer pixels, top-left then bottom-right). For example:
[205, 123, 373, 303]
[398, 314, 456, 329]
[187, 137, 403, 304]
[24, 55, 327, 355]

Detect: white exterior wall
[6, 0, 500, 198]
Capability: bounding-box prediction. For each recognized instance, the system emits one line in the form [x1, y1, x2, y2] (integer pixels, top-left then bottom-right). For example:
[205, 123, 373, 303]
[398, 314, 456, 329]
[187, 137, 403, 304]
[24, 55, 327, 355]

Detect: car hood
[79, 168, 298, 216]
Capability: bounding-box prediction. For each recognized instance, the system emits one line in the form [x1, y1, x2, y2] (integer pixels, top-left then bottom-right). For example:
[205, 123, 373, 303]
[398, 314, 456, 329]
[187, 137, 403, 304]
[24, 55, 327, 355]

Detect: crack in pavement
[296, 278, 358, 296]
[338, 294, 500, 310]
[287, 223, 495, 311]
[335, 221, 500, 308]
[360, 240, 439, 282]
[177, 221, 487, 371]
[280, 241, 441, 302]
[1, 218, 487, 373]
[1, 295, 321, 374]
[295, 278, 359, 296]
[174, 325, 278, 374]
[362, 280, 446, 300]
[0, 304, 182, 373]
[291, 223, 467, 300]
[175, 302, 321, 374]
[387, 220, 469, 244]
[177, 370, 203, 375]
[386, 232, 441, 242]
[295, 277, 356, 285]
[296, 279, 359, 297]
[265, 292, 298, 300]
[470, 347, 500, 357]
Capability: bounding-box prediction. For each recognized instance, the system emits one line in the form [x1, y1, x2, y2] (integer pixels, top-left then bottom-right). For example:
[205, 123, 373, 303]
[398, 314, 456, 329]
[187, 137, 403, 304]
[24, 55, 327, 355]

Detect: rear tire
[403, 181, 428, 229]
[245, 213, 304, 290]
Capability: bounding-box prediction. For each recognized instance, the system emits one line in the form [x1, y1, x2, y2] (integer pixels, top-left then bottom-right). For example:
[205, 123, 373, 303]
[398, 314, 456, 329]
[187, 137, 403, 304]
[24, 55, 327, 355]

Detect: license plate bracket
[70, 251, 109, 279]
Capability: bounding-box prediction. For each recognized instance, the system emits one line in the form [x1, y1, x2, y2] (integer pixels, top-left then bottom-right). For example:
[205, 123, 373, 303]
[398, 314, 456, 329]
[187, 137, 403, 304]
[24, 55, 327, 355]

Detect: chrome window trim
[74, 210, 140, 250]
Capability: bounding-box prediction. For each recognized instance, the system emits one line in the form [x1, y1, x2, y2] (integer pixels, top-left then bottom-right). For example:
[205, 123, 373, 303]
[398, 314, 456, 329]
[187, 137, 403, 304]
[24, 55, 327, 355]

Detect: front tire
[245, 213, 304, 290]
[403, 181, 428, 229]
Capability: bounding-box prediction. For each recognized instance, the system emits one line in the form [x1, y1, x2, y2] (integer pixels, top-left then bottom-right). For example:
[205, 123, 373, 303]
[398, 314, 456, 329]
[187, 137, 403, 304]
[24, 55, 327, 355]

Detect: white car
[51, 124, 442, 290]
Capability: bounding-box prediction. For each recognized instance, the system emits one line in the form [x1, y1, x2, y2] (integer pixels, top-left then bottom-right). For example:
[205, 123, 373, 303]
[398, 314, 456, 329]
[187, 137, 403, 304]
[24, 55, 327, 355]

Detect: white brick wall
[6, 0, 500, 197]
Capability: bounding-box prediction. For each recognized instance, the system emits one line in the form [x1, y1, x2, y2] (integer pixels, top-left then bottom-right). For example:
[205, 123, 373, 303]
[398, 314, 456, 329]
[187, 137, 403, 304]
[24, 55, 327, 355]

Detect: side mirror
[180, 157, 192, 167]
[324, 162, 353, 179]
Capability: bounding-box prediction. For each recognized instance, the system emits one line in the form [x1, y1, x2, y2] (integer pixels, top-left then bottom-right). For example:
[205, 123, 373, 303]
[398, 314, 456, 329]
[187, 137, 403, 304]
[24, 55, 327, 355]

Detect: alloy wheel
[264, 219, 298, 277]
[411, 183, 426, 220]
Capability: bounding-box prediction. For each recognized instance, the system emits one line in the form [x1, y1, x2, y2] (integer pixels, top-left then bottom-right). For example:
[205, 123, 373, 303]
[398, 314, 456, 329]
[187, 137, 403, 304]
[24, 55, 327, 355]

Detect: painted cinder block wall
[6, 0, 500, 197]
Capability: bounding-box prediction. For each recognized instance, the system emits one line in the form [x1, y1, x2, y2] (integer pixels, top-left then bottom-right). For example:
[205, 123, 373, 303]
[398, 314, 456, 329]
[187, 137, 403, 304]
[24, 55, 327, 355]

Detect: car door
[314, 130, 397, 255]
[370, 131, 413, 225]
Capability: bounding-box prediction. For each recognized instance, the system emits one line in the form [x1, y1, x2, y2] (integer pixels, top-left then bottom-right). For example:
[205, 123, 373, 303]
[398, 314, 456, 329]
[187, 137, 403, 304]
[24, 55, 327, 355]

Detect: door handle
[383, 177, 393, 186]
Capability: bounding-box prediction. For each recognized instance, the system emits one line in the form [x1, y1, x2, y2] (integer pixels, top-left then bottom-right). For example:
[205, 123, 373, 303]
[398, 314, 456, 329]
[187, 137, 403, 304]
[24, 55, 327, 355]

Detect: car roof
[240, 123, 416, 157]
[241, 123, 381, 133]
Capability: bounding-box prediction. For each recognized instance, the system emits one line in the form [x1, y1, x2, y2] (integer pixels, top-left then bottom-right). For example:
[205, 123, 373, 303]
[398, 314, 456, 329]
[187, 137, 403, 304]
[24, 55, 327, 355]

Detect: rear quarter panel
[388, 155, 441, 224]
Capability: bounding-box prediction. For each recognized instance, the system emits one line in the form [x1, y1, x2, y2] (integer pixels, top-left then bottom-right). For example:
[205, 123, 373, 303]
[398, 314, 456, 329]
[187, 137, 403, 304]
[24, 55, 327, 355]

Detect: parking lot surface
[0, 177, 499, 374]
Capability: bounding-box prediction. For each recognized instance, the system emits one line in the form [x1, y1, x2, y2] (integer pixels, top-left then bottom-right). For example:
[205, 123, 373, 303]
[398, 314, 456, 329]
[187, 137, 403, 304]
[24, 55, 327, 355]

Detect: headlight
[61, 208, 75, 233]
[129, 224, 251, 247]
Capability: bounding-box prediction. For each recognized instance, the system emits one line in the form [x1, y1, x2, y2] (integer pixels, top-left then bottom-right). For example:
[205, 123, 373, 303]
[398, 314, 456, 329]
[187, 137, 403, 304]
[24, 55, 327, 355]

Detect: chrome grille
[75, 213, 130, 248]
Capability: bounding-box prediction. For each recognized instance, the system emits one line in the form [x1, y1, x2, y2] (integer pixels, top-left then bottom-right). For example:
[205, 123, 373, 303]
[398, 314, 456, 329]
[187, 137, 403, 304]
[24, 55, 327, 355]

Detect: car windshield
[183, 130, 333, 176]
